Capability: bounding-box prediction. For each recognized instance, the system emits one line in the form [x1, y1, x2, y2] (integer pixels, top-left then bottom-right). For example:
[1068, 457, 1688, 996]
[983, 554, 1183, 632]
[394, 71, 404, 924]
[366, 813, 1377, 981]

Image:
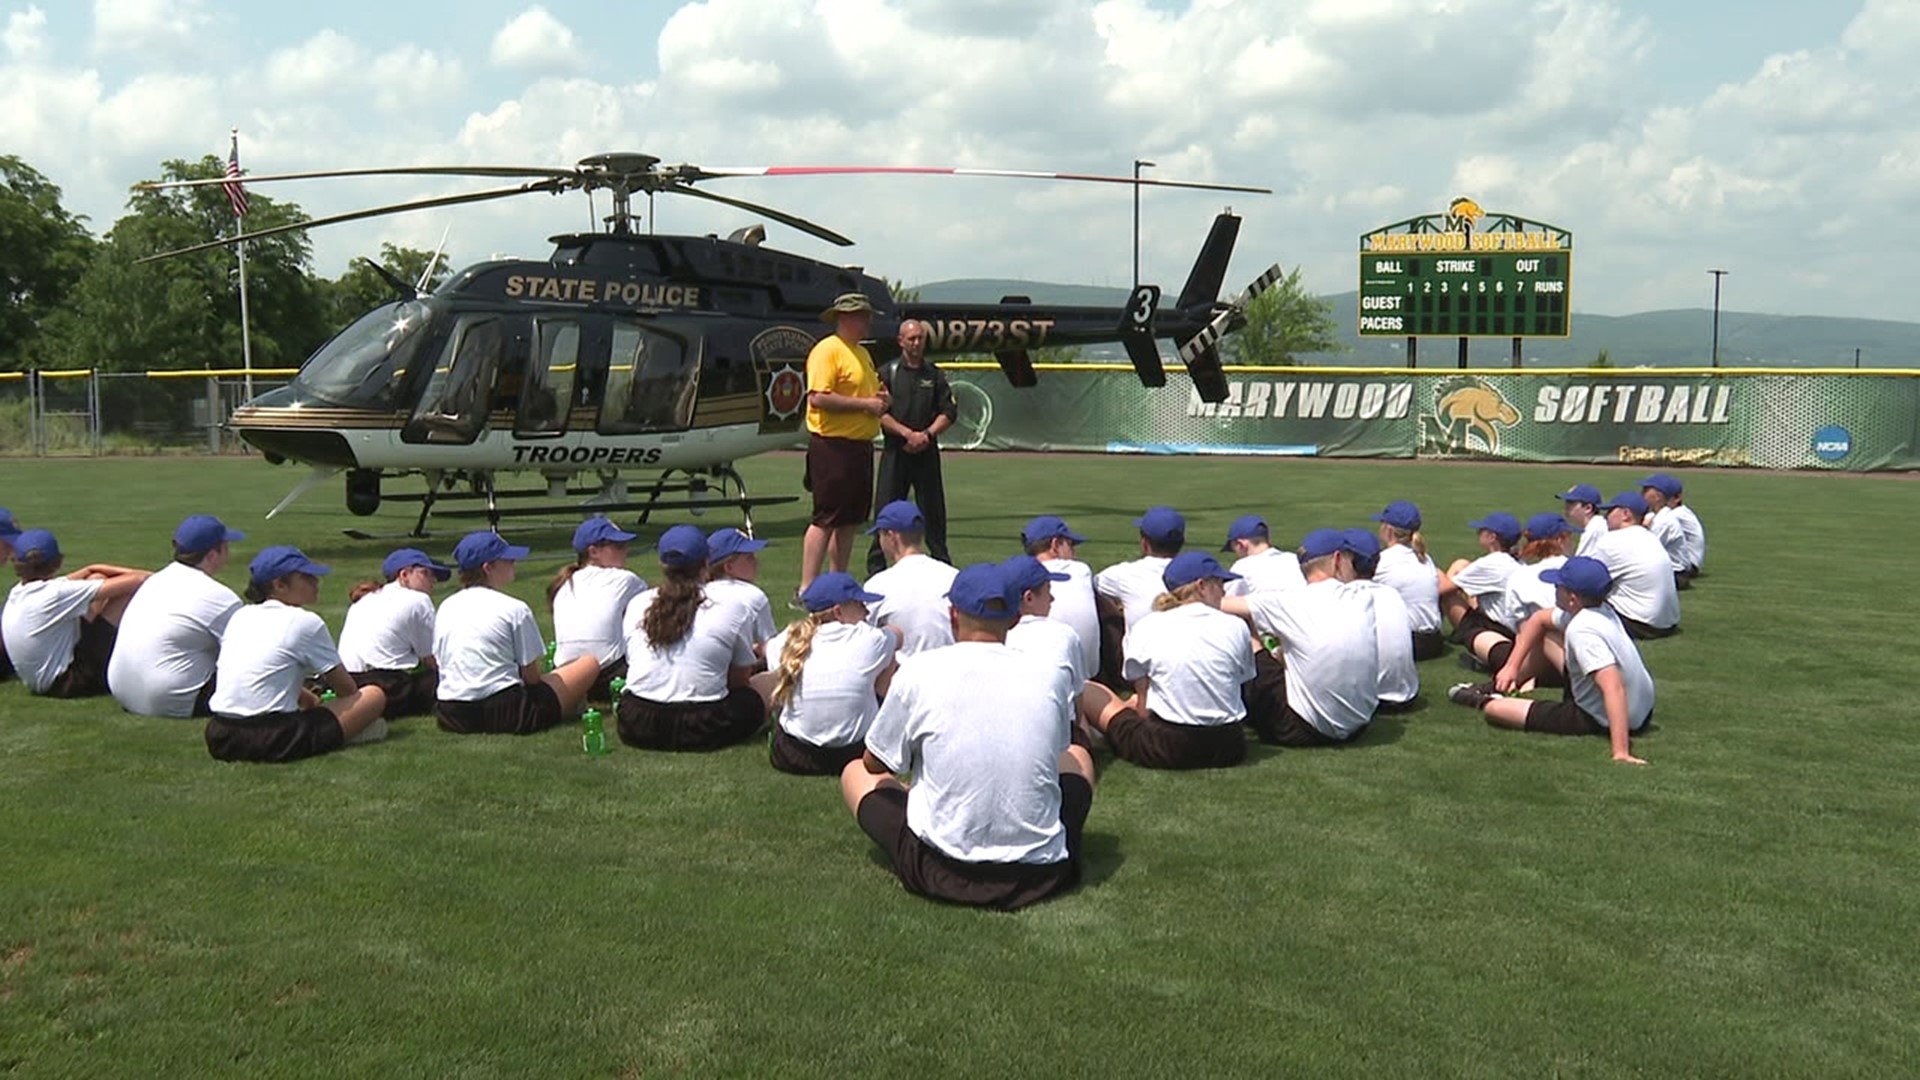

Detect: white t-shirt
[864, 552, 958, 657]
[1246, 579, 1380, 739]
[1121, 603, 1257, 726]
[769, 619, 894, 748]
[1496, 556, 1567, 630]
[1575, 515, 1609, 558]
[551, 565, 646, 667]
[1558, 605, 1655, 731]
[1038, 557, 1098, 680]
[622, 589, 757, 703]
[1347, 579, 1416, 706]
[336, 582, 436, 673]
[1592, 526, 1681, 629]
[1007, 613, 1090, 692]
[1453, 550, 1523, 630]
[1225, 547, 1306, 597]
[1095, 555, 1172, 630]
[208, 600, 341, 717]
[1373, 544, 1442, 634]
[705, 577, 777, 647]
[3, 577, 102, 693]
[433, 587, 545, 701]
[107, 562, 241, 717]
[1671, 504, 1706, 569]
[1648, 508, 1689, 572]
[865, 641, 1074, 865]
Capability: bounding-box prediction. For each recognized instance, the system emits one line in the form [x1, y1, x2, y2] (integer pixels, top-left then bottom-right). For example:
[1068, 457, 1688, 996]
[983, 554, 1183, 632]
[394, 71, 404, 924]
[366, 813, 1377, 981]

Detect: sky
[1, 0, 1913, 320]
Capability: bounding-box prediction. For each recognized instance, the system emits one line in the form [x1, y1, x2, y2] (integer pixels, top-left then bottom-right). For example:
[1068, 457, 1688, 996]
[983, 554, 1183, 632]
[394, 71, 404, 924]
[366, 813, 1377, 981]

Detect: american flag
[224, 132, 249, 218]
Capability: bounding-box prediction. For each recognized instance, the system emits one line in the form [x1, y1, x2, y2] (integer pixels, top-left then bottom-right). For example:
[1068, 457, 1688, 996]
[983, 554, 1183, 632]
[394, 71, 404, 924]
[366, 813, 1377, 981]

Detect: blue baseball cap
[383, 547, 452, 581]
[573, 516, 637, 552]
[454, 531, 531, 571]
[1555, 482, 1603, 506]
[1525, 513, 1571, 540]
[1133, 506, 1186, 544]
[946, 562, 1022, 620]
[1468, 511, 1523, 546]
[800, 571, 883, 612]
[1021, 514, 1086, 547]
[1162, 550, 1240, 590]
[657, 524, 709, 568]
[0, 508, 23, 541]
[866, 500, 926, 535]
[707, 527, 769, 562]
[1300, 528, 1348, 561]
[1600, 490, 1650, 519]
[11, 528, 59, 563]
[173, 514, 244, 555]
[1540, 555, 1613, 598]
[1220, 514, 1269, 552]
[1370, 500, 1422, 531]
[249, 545, 330, 586]
[1639, 473, 1683, 498]
[1341, 527, 1382, 564]
[999, 554, 1069, 595]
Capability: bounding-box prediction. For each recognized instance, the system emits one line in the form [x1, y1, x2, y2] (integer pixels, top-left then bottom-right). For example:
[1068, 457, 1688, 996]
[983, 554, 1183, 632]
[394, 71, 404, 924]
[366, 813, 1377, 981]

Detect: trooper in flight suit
[866, 319, 958, 574]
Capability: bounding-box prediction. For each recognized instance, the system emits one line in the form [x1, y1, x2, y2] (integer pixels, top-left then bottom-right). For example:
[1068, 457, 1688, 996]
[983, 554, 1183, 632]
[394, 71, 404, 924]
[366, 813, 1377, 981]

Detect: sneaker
[347, 717, 390, 745]
[1447, 682, 1500, 709]
[1458, 651, 1490, 673]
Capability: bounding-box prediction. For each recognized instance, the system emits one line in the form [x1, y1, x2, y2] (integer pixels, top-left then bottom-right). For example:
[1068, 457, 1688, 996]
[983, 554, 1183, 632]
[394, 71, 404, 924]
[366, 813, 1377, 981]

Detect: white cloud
[490, 5, 579, 74]
[91, 0, 206, 56]
[264, 30, 362, 98]
[4, 4, 46, 59]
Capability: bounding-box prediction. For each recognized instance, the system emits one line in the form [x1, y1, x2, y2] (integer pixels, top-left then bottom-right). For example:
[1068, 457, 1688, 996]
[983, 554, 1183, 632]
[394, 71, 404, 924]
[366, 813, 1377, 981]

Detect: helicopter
[137, 152, 1281, 537]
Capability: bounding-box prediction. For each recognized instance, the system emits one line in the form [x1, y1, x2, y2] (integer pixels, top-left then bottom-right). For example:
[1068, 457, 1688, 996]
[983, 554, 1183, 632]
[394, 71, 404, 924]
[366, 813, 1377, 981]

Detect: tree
[1591, 348, 1613, 369]
[1222, 266, 1340, 367]
[37, 156, 330, 372]
[322, 243, 455, 326]
[0, 156, 96, 370]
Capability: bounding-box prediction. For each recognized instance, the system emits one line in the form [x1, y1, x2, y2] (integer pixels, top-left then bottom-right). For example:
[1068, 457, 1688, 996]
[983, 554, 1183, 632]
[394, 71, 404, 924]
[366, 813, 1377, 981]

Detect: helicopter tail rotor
[1177, 263, 1286, 403]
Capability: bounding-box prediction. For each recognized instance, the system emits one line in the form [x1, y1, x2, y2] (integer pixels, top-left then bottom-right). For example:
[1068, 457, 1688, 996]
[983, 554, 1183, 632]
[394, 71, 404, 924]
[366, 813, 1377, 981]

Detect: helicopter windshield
[293, 300, 432, 409]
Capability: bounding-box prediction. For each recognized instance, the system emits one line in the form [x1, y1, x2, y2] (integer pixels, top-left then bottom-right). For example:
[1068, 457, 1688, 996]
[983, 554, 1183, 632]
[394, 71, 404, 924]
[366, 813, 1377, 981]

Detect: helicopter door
[514, 318, 582, 437]
[597, 320, 700, 434]
[403, 315, 505, 445]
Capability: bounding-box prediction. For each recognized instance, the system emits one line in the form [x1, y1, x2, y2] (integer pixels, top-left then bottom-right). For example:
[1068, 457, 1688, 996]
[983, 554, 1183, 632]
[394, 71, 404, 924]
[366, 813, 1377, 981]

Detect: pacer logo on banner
[1419, 376, 1522, 456]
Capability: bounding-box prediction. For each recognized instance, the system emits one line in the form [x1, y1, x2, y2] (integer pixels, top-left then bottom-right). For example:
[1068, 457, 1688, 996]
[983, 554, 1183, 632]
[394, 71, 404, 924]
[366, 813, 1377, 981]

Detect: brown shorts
[616, 687, 764, 751]
[1410, 629, 1447, 661]
[1620, 615, 1678, 641]
[206, 706, 346, 763]
[1451, 606, 1514, 645]
[769, 727, 865, 776]
[1242, 651, 1357, 748]
[0, 634, 13, 681]
[588, 657, 627, 703]
[1526, 692, 1653, 737]
[807, 433, 874, 528]
[436, 682, 566, 735]
[1106, 709, 1246, 770]
[352, 668, 439, 718]
[856, 773, 1093, 912]
[43, 617, 118, 699]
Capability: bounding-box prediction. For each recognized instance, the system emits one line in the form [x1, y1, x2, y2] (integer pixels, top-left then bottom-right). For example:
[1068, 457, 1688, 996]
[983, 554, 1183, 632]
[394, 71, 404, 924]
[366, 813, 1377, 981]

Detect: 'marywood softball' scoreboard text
[1358, 204, 1573, 339]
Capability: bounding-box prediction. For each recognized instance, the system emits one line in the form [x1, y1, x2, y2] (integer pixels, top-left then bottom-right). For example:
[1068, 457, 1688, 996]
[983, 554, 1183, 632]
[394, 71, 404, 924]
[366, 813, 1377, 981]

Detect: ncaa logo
[1812, 424, 1852, 462]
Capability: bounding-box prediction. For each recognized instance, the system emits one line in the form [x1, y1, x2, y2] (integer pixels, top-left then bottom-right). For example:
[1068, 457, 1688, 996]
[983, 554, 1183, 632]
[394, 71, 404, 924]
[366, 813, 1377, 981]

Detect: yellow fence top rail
[143, 369, 302, 379]
[938, 362, 1920, 378]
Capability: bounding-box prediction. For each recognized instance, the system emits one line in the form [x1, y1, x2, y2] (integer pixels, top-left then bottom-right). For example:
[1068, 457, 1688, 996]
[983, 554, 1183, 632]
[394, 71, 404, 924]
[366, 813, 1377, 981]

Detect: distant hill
[912, 279, 1918, 368]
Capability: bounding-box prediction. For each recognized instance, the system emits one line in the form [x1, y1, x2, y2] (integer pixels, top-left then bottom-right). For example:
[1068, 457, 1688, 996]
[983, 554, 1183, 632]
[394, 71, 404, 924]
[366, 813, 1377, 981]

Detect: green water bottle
[581, 708, 607, 756]
[544, 641, 558, 671]
[320, 688, 337, 703]
[609, 676, 627, 699]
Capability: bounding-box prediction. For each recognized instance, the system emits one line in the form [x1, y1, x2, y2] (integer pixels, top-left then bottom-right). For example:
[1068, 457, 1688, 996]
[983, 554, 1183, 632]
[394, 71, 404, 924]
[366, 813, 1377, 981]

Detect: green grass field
[2, 452, 1916, 1078]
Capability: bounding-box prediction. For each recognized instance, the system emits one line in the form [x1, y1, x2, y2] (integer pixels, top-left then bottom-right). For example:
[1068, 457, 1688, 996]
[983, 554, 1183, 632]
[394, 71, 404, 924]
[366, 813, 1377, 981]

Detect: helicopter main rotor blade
[666, 184, 854, 247]
[135, 179, 568, 263]
[136, 164, 581, 191]
[688, 165, 1272, 195]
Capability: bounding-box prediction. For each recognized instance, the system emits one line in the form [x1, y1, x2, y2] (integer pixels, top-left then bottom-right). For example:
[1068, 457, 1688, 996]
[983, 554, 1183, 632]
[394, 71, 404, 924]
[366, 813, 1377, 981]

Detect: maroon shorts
[856, 774, 1093, 912]
[436, 682, 566, 735]
[806, 434, 874, 528]
[616, 687, 765, 751]
[1105, 709, 1246, 770]
[770, 727, 865, 775]
[206, 706, 346, 763]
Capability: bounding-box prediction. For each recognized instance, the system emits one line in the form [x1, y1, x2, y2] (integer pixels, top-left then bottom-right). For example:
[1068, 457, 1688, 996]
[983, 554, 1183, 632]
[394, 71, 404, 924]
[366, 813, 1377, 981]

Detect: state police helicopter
[138, 152, 1280, 537]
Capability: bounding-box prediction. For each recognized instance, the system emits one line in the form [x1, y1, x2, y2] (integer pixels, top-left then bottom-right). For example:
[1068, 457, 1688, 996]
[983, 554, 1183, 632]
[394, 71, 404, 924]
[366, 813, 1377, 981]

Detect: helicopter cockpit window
[598, 321, 699, 435]
[515, 319, 581, 437]
[403, 315, 504, 445]
[294, 300, 430, 409]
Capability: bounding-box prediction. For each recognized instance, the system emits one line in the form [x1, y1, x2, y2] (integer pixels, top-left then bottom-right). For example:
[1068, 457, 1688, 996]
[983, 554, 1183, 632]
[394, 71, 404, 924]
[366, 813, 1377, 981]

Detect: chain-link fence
[0, 370, 294, 457]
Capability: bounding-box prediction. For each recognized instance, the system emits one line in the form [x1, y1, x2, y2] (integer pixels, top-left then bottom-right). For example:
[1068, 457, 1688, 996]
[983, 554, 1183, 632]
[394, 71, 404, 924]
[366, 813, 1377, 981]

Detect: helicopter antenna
[416, 224, 451, 293]
[648, 190, 654, 236]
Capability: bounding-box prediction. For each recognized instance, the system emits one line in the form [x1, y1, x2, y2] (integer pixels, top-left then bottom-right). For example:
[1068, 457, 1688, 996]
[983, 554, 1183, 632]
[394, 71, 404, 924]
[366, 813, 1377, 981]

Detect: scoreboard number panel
[1357, 252, 1572, 338]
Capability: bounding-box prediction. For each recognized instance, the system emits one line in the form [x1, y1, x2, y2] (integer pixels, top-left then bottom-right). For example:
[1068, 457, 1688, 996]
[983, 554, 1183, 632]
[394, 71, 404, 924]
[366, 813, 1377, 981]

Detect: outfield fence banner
[943, 365, 1920, 472]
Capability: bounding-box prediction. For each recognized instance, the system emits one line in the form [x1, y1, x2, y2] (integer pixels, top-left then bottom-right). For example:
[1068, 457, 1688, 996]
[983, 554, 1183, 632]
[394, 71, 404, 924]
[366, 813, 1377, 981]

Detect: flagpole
[230, 128, 254, 403]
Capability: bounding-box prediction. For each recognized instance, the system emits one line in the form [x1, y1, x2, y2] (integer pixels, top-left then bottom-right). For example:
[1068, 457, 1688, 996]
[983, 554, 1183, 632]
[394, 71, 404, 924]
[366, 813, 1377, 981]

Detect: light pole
[1133, 159, 1155, 289]
[1708, 268, 1728, 368]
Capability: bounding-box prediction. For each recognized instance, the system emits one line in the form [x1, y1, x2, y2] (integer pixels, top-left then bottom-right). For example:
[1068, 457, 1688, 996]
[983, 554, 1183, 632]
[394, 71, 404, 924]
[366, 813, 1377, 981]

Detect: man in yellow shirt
[801, 293, 890, 593]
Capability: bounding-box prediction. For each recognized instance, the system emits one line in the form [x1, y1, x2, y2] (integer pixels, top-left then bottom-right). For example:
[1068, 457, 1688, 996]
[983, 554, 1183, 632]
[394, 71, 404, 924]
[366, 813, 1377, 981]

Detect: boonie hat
[1300, 528, 1348, 561]
[1162, 550, 1241, 590]
[819, 292, 877, 323]
[573, 516, 637, 552]
[1220, 514, 1268, 552]
[384, 547, 453, 581]
[173, 514, 244, 555]
[249, 544, 330, 586]
[11, 528, 59, 563]
[946, 562, 1022, 620]
[1555, 482, 1603, 506]
[1468, 511, 1524, 546]
[707, 527, 769, 562]
[1525, 513, 1571, 540]
[1000, 554, 1069, 595]
[1639, 473, 1684, 498]
[1371, 500, 1422, 531]
[1541, 555, 1613, 598]
[0, 507, 24, 541]
[657, 524, 709, 568]
[800, 572, 883, 613]
[866, 500, 926, 535]
[454, 531, 531, 571]
[1133, 506, 1186, 544]
[1021, 514, 1086, 547]
[1600, 490, 1650, 519]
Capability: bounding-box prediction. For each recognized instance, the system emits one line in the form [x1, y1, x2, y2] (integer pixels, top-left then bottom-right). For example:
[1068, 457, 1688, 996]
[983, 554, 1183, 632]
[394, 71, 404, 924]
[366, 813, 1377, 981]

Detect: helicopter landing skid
[347, 465, 797, 540]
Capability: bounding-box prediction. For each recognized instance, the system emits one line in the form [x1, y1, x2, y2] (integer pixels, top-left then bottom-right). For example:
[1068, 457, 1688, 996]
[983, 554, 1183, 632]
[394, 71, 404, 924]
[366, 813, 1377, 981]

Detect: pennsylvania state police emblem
[751, 326, 815, 422]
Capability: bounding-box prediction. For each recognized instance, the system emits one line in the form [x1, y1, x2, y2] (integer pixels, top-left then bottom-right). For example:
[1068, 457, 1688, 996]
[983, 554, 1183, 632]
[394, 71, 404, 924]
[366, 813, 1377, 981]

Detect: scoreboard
[1357, 252, 1571, 338]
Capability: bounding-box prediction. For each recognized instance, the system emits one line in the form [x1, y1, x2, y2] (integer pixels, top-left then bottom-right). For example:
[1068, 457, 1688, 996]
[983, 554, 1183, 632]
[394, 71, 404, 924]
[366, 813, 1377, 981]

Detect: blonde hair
[1150, 581, 1208, 612]
[771, 612, 830, 708]
[1386, 524, 1428, 561]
